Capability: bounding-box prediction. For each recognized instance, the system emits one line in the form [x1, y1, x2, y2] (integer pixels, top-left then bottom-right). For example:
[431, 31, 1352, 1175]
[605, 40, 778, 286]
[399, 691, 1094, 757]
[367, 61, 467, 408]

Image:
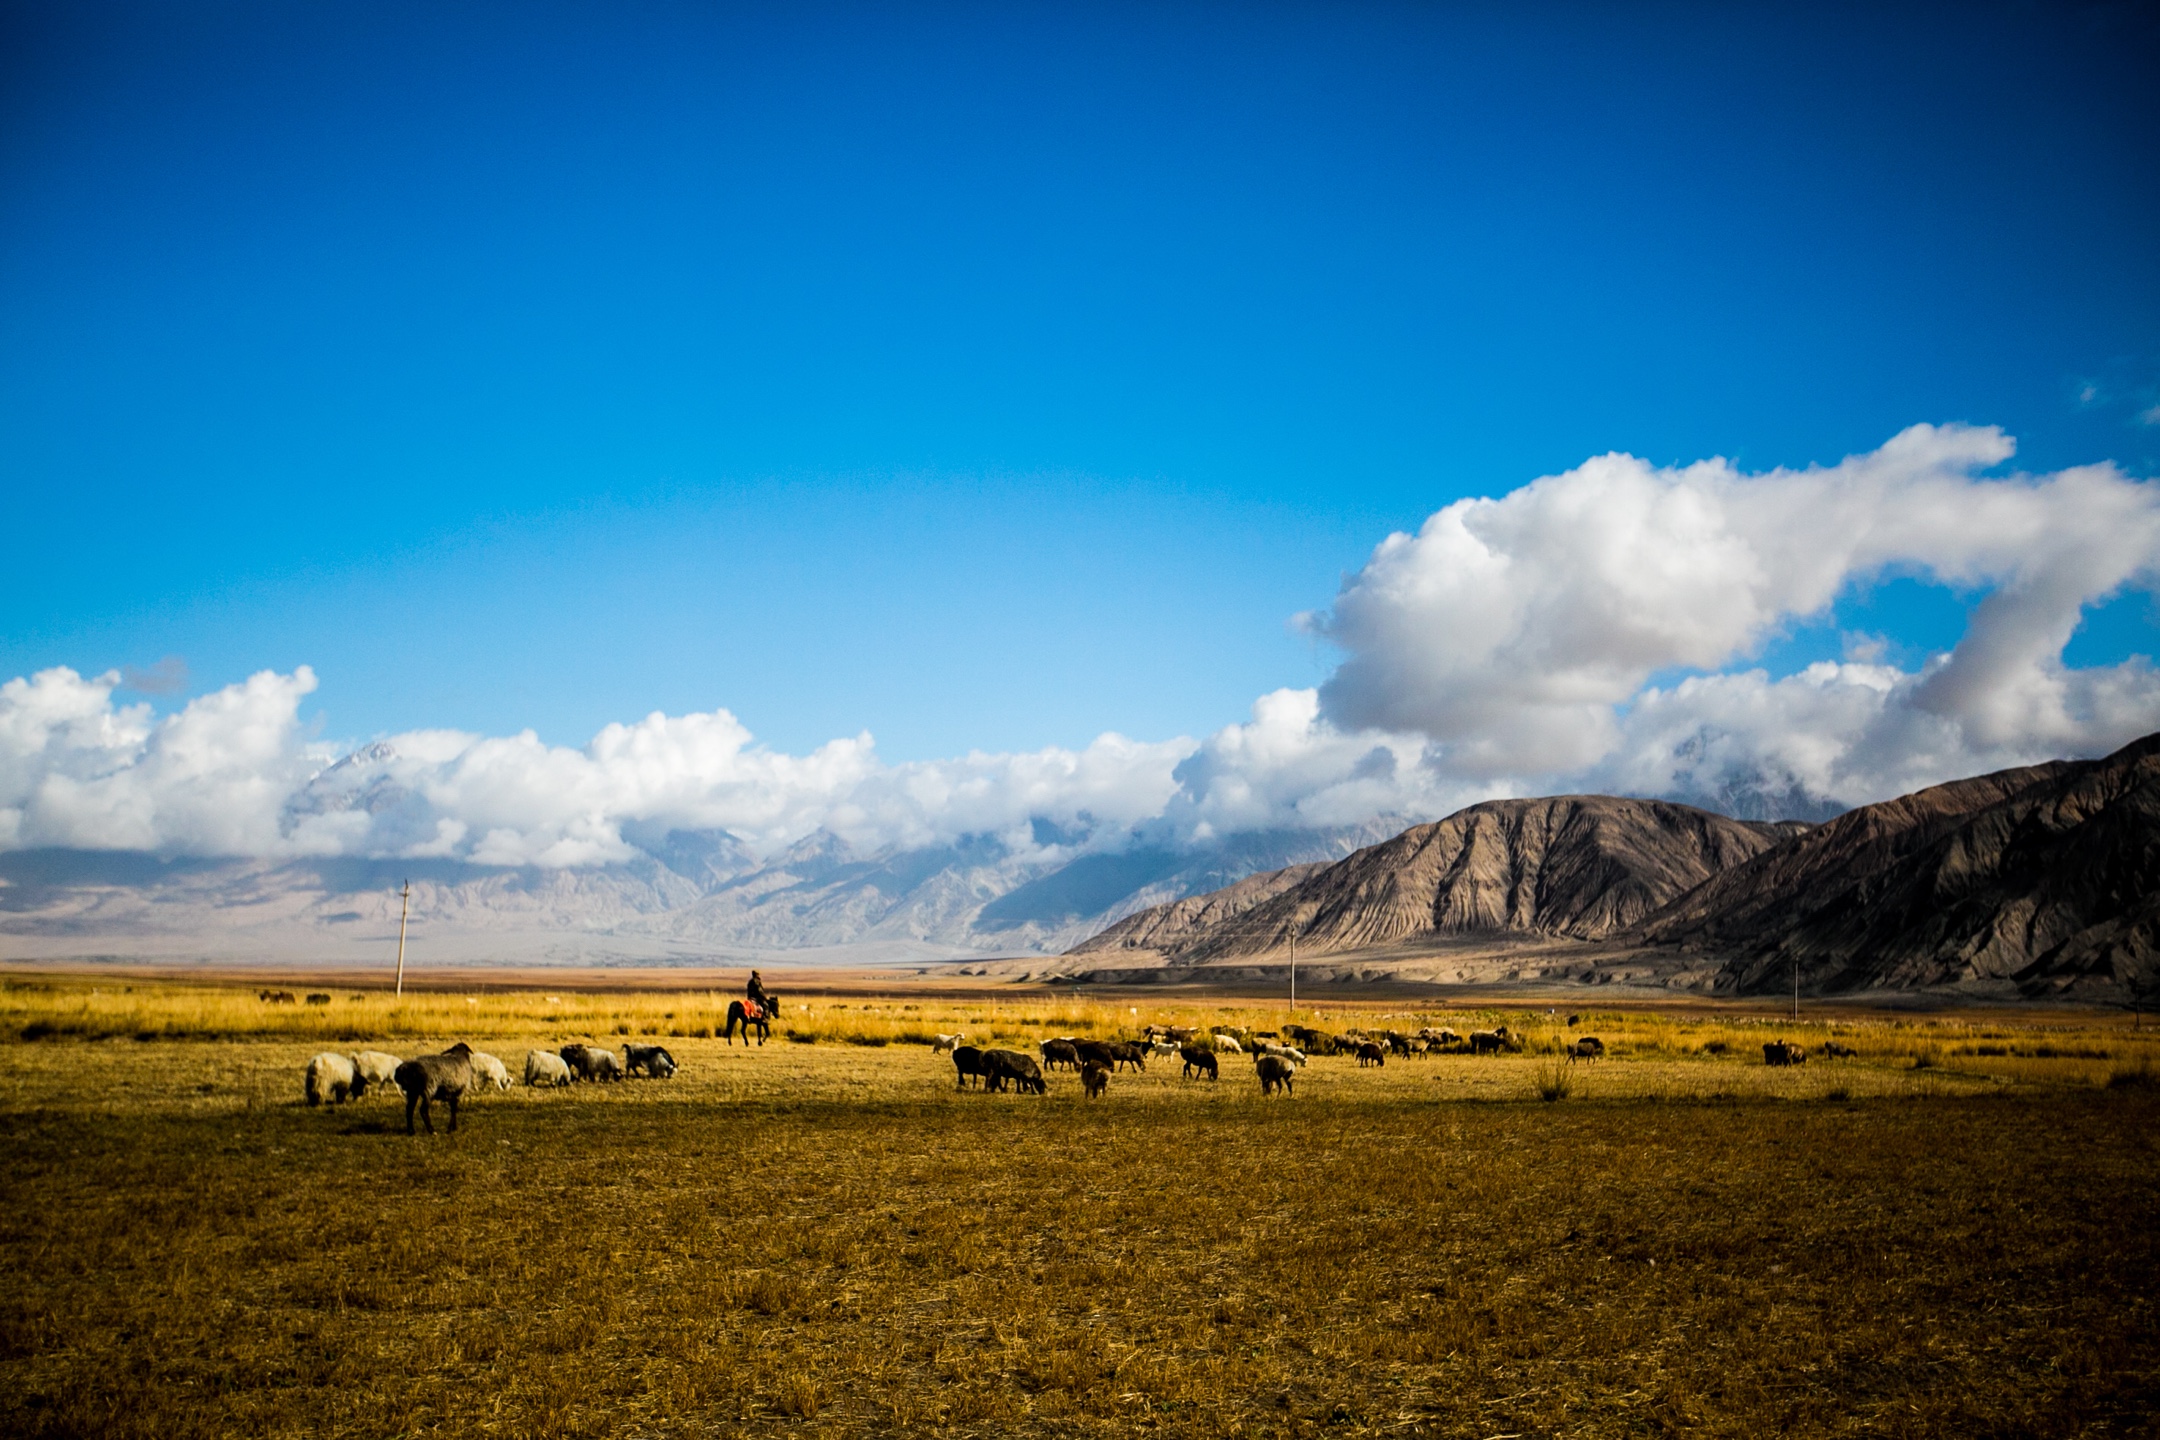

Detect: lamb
[524, 1049, 573, 1086]
[1356, 1042, 1387, 1067]
[352, 1050, 403, 1094]
[1081, 1061, 1110, 1098]
[395, 1042, 476, 1134]
[469, 1050, 512, 1090]
[559, 1043, 623, 1082]
[1180, 1046, 1218, 1081]
[1255, 1053, 1296, 1096]
[1147, 1038, 1180, 1057]
[931, 1034, 964, 1054]
[623, 1042, 677, 1078]
[305, 1051, 361, 1106]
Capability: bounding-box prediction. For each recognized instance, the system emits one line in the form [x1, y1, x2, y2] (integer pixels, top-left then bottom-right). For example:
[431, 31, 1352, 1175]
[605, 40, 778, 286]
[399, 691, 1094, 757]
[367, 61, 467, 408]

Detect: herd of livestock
[300, 1005, 1832, 1135]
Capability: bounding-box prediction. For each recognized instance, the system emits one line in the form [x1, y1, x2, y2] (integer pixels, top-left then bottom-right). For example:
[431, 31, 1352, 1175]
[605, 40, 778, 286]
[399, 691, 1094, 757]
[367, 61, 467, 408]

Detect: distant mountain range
[1061, 734, 2160, 1001]
[0, 817, 1409, 969]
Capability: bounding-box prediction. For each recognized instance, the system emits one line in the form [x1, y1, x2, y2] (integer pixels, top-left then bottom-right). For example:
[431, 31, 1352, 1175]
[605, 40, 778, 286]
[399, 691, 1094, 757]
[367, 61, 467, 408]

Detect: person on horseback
[745, 968, 770, 1018]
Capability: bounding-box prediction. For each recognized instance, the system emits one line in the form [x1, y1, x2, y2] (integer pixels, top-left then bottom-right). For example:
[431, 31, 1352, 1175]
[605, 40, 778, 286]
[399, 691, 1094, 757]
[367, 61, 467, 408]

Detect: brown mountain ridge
[1066, 733, 2160, 999]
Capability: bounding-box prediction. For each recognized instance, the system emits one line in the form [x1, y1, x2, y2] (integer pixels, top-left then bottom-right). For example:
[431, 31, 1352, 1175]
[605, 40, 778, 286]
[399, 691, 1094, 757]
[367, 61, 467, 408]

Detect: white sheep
[470, 1050, 511, 1091]
[352, 1050, 403, 1094]
[1257, 1040, 1307, 1066]
[305, 1051, 360, 1106]
[931, 1034, 964, 1054]
[524, 1049, 573, 1087]
[1212, 1034, 1244, 1054]
[1147, 1038, 1179, 1057]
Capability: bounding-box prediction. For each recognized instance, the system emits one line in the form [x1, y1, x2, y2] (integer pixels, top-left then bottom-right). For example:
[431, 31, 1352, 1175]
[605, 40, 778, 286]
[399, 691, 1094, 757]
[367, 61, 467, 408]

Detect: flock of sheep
[931, 1019, 1612, 1098]
[303, 1009, 1834, 1132]
[303, 1039, 680, 1134]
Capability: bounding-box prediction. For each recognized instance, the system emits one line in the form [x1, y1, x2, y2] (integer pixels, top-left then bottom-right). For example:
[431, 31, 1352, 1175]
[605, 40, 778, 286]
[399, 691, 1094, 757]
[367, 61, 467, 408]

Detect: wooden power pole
[394, 880, 411, 998]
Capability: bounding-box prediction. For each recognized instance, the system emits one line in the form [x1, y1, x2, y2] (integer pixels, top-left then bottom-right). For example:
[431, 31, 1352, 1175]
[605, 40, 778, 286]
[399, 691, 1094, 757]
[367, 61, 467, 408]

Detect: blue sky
[3, 0, 2156, 764]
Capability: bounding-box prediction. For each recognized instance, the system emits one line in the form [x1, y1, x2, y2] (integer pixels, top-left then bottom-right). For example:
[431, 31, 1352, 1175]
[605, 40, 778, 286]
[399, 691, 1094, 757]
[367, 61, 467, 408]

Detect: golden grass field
[3, 975, 2158, 1438]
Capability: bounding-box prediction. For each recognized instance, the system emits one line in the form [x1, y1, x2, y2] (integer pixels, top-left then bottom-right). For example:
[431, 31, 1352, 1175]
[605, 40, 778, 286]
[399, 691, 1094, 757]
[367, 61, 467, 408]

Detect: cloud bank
[2, 425, 2154, 866]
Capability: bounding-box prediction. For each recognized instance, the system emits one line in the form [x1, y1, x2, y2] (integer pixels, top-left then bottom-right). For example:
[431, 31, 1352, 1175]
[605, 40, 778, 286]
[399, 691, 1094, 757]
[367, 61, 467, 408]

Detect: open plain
[3, 977, 2157, 1438]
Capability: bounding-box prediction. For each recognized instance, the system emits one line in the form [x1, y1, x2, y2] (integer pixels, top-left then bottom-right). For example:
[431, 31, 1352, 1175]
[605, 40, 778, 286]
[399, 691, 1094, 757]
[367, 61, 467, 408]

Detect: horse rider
[745, 968, 771, 1015]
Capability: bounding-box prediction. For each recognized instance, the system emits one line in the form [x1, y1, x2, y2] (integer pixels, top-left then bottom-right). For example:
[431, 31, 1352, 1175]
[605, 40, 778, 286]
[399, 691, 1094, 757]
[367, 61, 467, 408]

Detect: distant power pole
[394, 880, 411, 998]
[1289, 926, 1296, 1016]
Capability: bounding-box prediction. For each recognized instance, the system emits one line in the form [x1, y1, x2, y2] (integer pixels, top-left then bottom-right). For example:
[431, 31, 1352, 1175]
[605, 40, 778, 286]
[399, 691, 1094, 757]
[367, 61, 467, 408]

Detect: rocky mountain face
[1626, 733, 2160, 998]
[1065, 734, 2160, 999]
[1073, 797, 1796, 964]
[0, 819, 1406, 968]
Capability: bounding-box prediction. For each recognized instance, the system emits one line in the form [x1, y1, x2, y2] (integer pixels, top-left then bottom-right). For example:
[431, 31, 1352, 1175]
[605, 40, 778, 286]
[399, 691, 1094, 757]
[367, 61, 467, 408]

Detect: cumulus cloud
[1310, 423, 2160, 804]
[2, 424, 2155, 867]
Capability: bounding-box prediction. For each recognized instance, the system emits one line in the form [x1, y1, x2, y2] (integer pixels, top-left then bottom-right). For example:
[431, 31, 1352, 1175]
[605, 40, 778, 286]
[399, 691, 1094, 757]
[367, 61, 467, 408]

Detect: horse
[725, 994, 780, 1045]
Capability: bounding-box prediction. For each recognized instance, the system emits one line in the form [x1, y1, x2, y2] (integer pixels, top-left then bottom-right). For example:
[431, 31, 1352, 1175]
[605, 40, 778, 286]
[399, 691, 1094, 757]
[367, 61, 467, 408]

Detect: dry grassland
[2, 977, 2157, 1438]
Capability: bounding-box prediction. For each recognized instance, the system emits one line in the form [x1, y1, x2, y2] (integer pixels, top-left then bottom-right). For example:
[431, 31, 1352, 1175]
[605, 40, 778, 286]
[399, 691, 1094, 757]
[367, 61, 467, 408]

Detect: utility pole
[394, 880, 411, 998]
[1289, 925, 1296, 1016]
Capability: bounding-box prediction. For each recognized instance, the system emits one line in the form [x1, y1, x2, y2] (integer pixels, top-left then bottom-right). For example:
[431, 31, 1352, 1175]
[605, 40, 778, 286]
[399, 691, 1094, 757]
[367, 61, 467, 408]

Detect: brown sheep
[1256, 1053, 1296, 1096]
[1469, 1030, 1506, 1055]
[1072, 1039, 1117, 1071]
[980, 1049, 1047, 1094]
[394, 1042, 476, 1135]
[1568, 1037, 1605, 1062]
[1763, 1041, 1807, 1067]
[1179, 1046, 1218, 1081]
[1105, 1040, 1148, 1073]
[951, 1045, 987, 1089]
[1082, 1062, 1109, 1098]
[1040, 1038, 1082, 1072]
[1356, 1041, 1386, 1067]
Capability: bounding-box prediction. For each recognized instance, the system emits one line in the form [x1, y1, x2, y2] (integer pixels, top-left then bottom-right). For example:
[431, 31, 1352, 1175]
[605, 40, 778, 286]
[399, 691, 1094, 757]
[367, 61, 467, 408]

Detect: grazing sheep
[524, 1049, 573, 1087]
[1072, 1039, 1117, 1072]
[980, 1048, 1048, 1095]
[1147, 1038, 1180, 1058]
[305, 1051, 361, 1106]
[952, 1045, 987, 1089]
[1257, 1041, 1306, 1066]
[1566, 1014, 1581, 1028]
[352, 1050, 403, 1094]
[1040, 1038, 1082, 1072]
[623, 1043, 677, 1078]
[1256, 1053, 1296, 1096]
[469, 1050, 512, 1090]
[1105, 1041, 1148, 1072]
[261, 989, 298, 1005]
[931, 1034, 964, 1054]
[305, 992, 331, 1006]
[1212, 1033, 1244, 1054]
[559, 1043, 595, 1081]
[1820, 1040, 1857, 1059]
[585, 1048, 624, 1081]
[1763, 1041, 1807, 1067]
[1082, 1062, 1110, 1098]
[1166, 1026, 1198, 1043]
[1180, 1046, 1218, 1081]
[394, 1042, 476, 1134]
[1356, 1041, 1387, 1067]
[1469, 1030, 1508, 1055]
[1434, 1029, 1462, 1047]
[1568, 1037, 1606, 1063]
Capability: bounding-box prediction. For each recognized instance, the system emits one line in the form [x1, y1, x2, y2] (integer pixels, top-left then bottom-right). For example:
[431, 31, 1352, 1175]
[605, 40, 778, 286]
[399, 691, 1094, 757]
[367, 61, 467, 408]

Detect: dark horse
[725, 994, 780, 1045]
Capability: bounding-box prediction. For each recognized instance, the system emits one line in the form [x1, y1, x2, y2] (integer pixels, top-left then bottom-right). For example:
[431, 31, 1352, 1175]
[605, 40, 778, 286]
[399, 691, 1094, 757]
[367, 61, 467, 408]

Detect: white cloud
[1310, 423, 2160, 802]
[2, 424, 2154, 866]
